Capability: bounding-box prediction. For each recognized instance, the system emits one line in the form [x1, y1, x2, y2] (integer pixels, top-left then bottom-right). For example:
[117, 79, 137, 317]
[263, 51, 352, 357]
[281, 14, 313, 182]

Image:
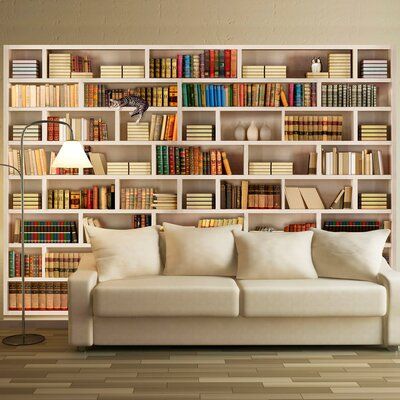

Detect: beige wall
[0, 0, 399, 319]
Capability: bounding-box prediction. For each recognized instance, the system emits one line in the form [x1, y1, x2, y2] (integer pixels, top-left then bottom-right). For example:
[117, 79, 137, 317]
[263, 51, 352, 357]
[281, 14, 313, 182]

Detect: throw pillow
[163, 222, 241, 276]
[311, 228, 390, 281]
[86, 225, 162, 282]
[234, 230, 317, 279]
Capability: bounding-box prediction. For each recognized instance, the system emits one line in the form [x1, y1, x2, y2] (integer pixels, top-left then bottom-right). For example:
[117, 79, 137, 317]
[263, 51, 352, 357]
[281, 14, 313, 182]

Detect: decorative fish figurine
[109, 95, 149, 123]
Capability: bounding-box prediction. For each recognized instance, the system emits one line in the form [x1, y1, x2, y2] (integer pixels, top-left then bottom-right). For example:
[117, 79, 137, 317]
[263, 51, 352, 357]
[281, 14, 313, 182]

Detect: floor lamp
[1, 120, 92, 346]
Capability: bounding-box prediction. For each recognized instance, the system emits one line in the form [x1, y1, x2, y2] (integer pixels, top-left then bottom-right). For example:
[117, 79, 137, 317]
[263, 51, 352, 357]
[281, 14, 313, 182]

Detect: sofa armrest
[377, 257, 400, 346]
[68, 253, 98, 347]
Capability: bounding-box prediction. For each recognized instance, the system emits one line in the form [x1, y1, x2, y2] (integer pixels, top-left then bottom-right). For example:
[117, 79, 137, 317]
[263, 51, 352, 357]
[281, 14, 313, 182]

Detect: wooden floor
[1, 329, 400, 399]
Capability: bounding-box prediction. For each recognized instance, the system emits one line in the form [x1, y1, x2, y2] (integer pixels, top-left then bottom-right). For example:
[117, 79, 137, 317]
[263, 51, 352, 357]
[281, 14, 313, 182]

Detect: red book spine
[168, 147, 175, 175]
[209, 50, 215, 78]
[289, 83, 294, 107]
[47, 116, 53, 141]
[224, 50, 231, 78]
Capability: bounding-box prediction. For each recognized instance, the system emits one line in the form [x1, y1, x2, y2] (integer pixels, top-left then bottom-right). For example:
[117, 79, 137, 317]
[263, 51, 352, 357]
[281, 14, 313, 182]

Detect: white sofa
[69, 253, 400, 348]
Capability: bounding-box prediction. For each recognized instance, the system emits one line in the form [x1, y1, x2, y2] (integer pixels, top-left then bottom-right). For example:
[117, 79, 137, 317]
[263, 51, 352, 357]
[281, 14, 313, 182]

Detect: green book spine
[182, 84, 188, 107]
[162, 146, 169, 175]
[174, 147, 180, 175]
[156, 145, 163, 175]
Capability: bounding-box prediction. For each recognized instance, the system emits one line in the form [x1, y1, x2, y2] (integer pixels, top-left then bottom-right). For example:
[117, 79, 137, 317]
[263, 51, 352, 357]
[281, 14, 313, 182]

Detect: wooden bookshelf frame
[3, 44, 395, 320]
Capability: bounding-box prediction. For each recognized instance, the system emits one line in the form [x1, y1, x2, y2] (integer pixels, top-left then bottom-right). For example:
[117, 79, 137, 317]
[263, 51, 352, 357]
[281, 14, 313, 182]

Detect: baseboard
[0, 320, 67, 329]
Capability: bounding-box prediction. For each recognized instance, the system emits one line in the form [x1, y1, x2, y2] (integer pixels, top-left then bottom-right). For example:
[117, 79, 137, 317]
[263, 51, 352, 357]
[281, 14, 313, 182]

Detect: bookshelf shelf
[3, 44, 395, 320]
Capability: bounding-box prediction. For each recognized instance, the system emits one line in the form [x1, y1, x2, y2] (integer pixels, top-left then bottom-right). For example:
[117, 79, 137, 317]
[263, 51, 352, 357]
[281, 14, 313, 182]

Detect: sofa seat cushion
[238, 279, 387, 317]
[93, 276, 240, 317]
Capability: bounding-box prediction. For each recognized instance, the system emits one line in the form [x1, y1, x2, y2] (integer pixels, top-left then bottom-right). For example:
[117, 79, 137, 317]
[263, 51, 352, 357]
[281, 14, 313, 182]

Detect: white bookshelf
[3, 45, 395, 320]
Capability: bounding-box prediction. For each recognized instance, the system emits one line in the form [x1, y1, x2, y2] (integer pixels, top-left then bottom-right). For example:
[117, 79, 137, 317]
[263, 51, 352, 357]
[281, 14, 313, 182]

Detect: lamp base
[2, 334, 45, 346]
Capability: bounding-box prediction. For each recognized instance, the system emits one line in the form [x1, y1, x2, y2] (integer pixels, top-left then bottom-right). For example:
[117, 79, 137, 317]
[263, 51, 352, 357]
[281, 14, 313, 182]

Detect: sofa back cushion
[311, 228, 390, 282]
[86, 225, 162, 282]
[234, 231, 317, 279]
[163, 223, 241, 276]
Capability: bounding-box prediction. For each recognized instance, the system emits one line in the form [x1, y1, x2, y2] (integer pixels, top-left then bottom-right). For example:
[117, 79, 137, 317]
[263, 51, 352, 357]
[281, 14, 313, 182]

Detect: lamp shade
[51, 141, 93, 168]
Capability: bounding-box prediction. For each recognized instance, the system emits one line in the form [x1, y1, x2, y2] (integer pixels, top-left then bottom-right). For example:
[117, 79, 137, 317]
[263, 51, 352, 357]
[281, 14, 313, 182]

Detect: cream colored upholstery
[237, 279, 387, 317]
[68, 253, 98, 346]
[378, 258, 400, 346]
[93, 276, 240, 317]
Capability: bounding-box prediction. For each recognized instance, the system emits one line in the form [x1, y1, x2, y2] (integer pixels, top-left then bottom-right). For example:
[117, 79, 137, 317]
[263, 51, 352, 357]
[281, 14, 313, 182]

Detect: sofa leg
[386, 346, 399, 352]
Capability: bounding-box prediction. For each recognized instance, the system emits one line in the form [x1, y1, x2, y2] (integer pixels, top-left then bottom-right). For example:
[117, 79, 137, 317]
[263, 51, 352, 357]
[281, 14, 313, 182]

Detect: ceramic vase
[259, 123, 272, 140]
[234, 122, 246, 141]
[246, 121, 258, 141]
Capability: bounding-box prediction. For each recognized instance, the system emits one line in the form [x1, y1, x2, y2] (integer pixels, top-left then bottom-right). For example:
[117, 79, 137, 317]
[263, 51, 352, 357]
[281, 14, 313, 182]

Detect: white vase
[234, 122, 246, 141]
[259, 123, 272, 140]
[246, 121, 258, 141]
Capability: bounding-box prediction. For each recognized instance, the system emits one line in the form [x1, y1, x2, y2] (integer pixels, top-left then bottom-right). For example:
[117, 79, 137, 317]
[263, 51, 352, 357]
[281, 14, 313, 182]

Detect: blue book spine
[221, 85, 226, 106]
[205, 85, 210, 106]
[209, 85, 214, 107]
[183, 55, 191, 78]
[217, 85, 222, 107]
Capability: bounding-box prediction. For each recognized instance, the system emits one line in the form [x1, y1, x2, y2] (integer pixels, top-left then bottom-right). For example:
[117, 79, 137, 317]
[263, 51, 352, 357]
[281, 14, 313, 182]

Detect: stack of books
[361, 60, 388, 78]
[100, 65, 122, 78]
[127, 122, 150, 141]
[359, 193, 389, 209]
[123, 65, 145, 78]
[197, 217, 244, 228]
[132, 214, 152, 229]
[49, 53, 71, 78]
[186, 125, 214, 141]
[120, 188, 154, 209]
[242, 65, 264, 78]
[152, 193, 177, 210]
[306, 72, 329, 78]
[8, 251, 42, 278]
[249, 162, 271, 175]
[271, 162, 294, 175]
[185, 193, 214, 209]
[12, 193, 41, 210]
[264, 65, 287, 78]
[12, 60, 40, 78]
[284, 223, 316, 232]
[107, 162, 129, 175]
[71, 71, 93, 78]
[330, 187, 353, 209]
[328, 53, 351, 78]
[359, 124, 388, 141]
[322, 148, 383, 175]
[45, 253, 80, 277]
[129, 162, 151, 175]
[12, 124, 41, 141]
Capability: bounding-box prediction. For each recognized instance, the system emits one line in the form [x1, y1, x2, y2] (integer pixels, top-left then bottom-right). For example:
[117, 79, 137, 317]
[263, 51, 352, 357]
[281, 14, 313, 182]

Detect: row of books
[13, 220, 78, 244]
[185, 193, 214, 210]
[221, 181, 281, 210]
[100, 65, 144, 78]
[12, 59, 40, 78]
[197, 217, 244, 228]
[359, 124, 389, 141]
[242, 65, 286, 78]
[150, 50, 237, 78]
[322, 148, 384, 175]
[11, 193, 41, 210]
[360, 60, 388, 78]
[283, 223, 316, 232]
[45, 252, 81, 277]
[186, 125, 215, 141]
[249, 162, 294, 175]
[8, 251, 42, 278]
[284, 115, 344, 141]
[106, 162, 151, 175]
[120, 189, 178, 210]
[49, 54, 93, 78]
[8, 282, 68, 311]
[156, 146, 232, 175]
[132, 214, 152, 229]
[323, 220, 390, 232]
[84, 85, 178, 107]
[359, 193, 389, 210]
[47, 115, 109, 141]
[321, 84, 378, 107]
[47, 186, 115, 209]
[10, 84, 79, 107]
[8, 148, 47, 175]
[182, 83, 317, 107]
[127, 114, 178, 141]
